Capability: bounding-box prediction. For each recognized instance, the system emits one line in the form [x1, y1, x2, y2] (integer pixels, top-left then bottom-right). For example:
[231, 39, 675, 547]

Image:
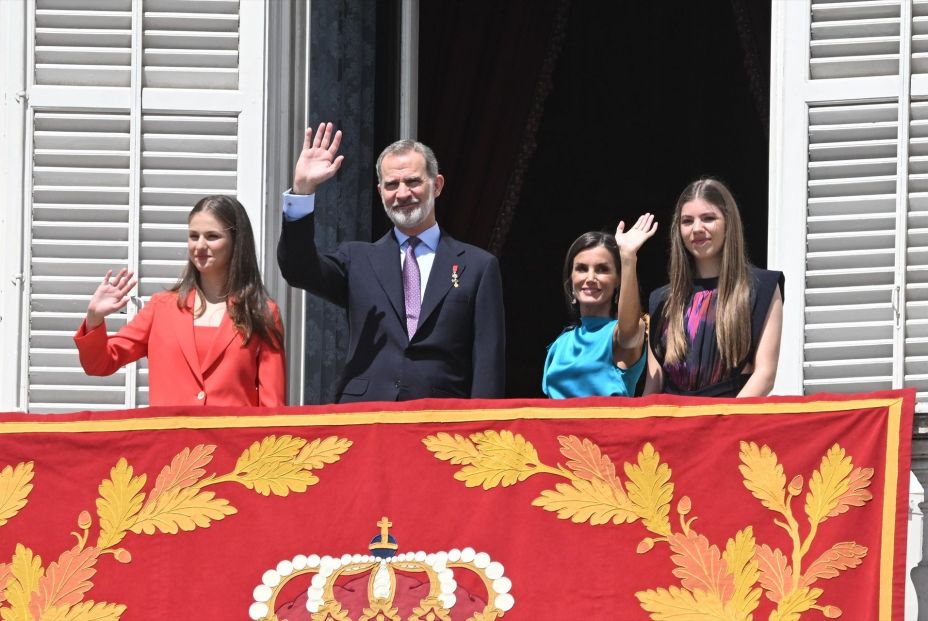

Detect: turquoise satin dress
[542, 316, 645, 399]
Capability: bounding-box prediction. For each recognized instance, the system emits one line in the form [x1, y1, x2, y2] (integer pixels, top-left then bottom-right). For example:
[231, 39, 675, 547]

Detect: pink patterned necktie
[403, 237, 422, 338]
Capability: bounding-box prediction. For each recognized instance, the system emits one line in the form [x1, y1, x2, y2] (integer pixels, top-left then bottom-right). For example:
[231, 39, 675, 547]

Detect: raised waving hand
[615, 213, 658, 260]
[292, 122, 345, 195]
[86, 268, 137, 330]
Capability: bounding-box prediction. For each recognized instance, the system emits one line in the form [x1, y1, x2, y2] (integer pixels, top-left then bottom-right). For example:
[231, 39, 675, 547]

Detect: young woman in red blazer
[74, 196, 286, 407]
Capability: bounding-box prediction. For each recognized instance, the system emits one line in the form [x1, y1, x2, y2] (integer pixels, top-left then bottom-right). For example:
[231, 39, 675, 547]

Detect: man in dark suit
[278, 123, 505, 403]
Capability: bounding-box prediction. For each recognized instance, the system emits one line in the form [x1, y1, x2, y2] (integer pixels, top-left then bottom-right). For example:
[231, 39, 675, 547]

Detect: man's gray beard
[383, 198, 433, 229]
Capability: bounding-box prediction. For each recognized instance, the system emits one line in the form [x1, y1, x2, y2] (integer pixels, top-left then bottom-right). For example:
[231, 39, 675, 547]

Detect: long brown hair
[172, 195, 283, 349]
[663, 178, 750, 368]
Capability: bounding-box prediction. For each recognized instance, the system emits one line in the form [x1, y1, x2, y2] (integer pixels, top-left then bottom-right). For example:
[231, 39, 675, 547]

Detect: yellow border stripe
[880, 399, 903, 620]
[0, 397, 900, 434]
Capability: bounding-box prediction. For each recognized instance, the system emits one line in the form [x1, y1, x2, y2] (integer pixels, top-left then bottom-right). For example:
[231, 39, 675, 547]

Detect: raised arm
[85, 269, 137, 330]
[75, 270, 153, 377]
[613, 213, 658, 367]
[292, 122, 344, 195]
[278, 123, 351, 305]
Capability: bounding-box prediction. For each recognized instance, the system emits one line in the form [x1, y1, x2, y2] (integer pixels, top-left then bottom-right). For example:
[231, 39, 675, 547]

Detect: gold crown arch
[249, 517, 514, 621]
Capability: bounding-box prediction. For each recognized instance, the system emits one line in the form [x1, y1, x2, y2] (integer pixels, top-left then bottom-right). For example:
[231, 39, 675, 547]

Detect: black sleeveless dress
[648, 267, 784, 397]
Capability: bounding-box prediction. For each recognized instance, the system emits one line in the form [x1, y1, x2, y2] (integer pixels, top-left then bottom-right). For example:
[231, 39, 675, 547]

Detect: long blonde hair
[663, 178, 751, 369]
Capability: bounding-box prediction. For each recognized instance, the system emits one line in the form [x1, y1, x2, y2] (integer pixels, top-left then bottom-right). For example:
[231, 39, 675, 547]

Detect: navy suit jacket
[278, 213, 505, 403]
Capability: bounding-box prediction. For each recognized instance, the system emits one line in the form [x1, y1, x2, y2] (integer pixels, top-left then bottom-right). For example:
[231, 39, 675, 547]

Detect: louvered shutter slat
[810, 0, 902, 79]
[907, 102, 928, 393]
[28, 109, 131, 409]
[35, 29, 130, 47]
[34, 2, 132, 87]
[803, 102, 898, 393]
[35, 9, 132, 29]
[808, 212, 896, 233]
[142, 6, 239, 90]
[913, 1, 928, 73]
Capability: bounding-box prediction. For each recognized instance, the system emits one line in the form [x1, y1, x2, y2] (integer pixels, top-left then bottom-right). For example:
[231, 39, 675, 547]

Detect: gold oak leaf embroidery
[722, 527, 761, 614]
[624, 443, 673, 537]
[755, 544, 792, 603]
[558, 435, 622, 490]
[667, 530, 735, 604]
[741, 441, 873, 620]
[0, 464, 34, 528]
[531, 436, 638, 525]
[296, 437, 354, 471]
[147, 444, 215, 505]
[800, 542, 867, 587]
[39, 600, 126, 621]
[213, 435, 351, 496]
[1, 544, 43, 621]
[454, 430, 541, 489]
[805, 445, 873, 526]
[769, 586, 823, 621]
[636, 584, 729, 619]
[0, 436, 350, 621]
[29, 546, 100, 621]
[532, 476, 638, 525]
[129, 487, 236, 535]
[0, 564, 11, 606]
[95, 459, 146, 550]
[130, 443, 236, 535]
[738, 442, 788, 514]
[421, 433, 482, 465]
[428, 433, 874, 620]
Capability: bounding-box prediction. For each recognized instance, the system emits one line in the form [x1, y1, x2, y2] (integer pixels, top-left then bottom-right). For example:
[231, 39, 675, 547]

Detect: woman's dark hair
[561, 231, 622, 324]
[172, 195, 283, 349]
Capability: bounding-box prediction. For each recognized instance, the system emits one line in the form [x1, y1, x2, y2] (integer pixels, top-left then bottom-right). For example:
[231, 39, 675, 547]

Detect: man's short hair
[375, 140, 440, 183]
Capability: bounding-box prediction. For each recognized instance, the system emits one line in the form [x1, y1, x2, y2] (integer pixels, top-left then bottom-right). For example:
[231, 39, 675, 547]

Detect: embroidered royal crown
[249, 516, 514, 621]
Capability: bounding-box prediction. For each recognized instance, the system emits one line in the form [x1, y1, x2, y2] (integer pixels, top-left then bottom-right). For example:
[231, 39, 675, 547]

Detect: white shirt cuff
[282, 190, 316, 221]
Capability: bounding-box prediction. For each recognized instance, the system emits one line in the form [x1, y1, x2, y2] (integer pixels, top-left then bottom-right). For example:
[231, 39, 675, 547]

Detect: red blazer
[74, 291, 286, 407]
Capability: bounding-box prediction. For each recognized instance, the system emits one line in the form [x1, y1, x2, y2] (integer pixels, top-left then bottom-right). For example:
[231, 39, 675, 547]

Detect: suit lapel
[418, 231, 466, 334]
[200, 309, 238, 375]
[175, 291, 204, 385]
[368, 232, 406, 326]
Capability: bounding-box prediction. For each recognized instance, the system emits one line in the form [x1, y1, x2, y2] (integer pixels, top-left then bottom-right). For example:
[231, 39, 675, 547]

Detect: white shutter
[906, 100, 928, 400]
[769, 0, 928, 407]
[803, 102, 898, 393]
[22, 0, 264, 413]
[28, 111, 133, 411]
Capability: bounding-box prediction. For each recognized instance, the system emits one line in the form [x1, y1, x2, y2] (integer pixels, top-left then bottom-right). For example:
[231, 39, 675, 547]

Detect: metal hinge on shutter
[893, 284, 902, 327]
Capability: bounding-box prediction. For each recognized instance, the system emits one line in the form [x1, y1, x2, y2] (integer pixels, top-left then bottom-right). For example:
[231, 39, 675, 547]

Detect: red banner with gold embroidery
[0, 390, 912, 620]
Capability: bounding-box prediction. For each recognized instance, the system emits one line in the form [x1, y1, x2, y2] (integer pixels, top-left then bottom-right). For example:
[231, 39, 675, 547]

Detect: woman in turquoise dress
[542, 214, 658, 398]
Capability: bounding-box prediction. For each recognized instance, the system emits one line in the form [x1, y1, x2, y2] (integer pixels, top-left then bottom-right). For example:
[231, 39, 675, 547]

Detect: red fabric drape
[0, 390, 912, 620]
